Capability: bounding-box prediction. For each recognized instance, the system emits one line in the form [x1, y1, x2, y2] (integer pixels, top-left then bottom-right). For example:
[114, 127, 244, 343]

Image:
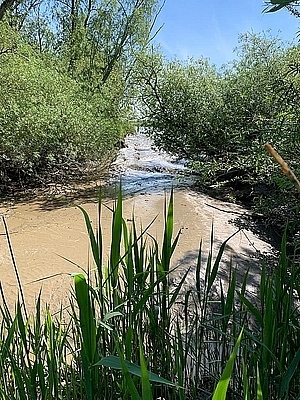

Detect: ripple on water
[108, 131, 189, 195]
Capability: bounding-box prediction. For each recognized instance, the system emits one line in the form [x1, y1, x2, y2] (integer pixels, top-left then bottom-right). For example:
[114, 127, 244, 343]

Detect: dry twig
[264, 142, 300, 193]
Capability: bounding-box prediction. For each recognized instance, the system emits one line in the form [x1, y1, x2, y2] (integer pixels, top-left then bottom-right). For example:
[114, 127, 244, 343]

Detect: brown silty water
[0, 132, 273, 310]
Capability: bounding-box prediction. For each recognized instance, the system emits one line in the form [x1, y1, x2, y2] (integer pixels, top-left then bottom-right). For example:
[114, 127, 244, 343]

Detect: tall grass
[0, 189, 299, 399]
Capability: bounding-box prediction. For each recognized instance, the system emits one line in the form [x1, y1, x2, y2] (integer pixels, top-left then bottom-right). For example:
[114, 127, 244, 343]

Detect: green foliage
[239, 232, 300, 399]
[0, 23, 127, 186]
[264, 0, 297, 13]
[140, 31, 300, 251]
[142, 32, 291, 161]
[212, 329, 244, 400]
[139, 55, 223, 158]
[51, 0, 159, 85]
[73, 273, 98, 400]
[0, 1, 162, 189]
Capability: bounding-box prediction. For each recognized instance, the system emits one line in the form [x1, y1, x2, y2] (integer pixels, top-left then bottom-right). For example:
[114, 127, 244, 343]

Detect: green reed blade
[242, 359, 250, 400]
[161, 188, 175, 272]
[73, 273, 96, 363]
[10, 357, 27, 398]
[132, 270, 169, 315]
[45, 309, 62, 398]
[97, 190, 103, 276]
[279, 348, 300, 398]
[139, 340, 152, 400]
[1, 316, 18, 364]
[223, 266, 236, 327]
[239, 294, 263, 326]
[78, 205, 101, 271]
[256, 364, 263, 400]
[110, 187, 123, 287]
[103, 311, 123, 321]
[125, 327, 134, 361]
[174, 319, 186, 400]
[1, 216, 28, 319]
[207, 230, 238, 293]
[212, 328, 244, 400]
[73, 272, 99, 399]
[205, 223, 214, 287]
[118, 349, 142, 400]
[262, 280, 275, 369]
[123, 218, 134, 295]
[97, 355, 177, 386]
[240, 267, 250, 298]
[169, 267, 191, 307]
[196, 239, 203, 304]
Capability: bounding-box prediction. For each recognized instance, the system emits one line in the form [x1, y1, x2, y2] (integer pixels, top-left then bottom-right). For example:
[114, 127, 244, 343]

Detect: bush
[0, 23, 128, 187]
[139, 56, 223, 158]
[140, 32, 300, 251]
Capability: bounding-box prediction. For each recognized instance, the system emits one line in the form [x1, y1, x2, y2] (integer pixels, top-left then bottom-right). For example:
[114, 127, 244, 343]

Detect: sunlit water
[108, 131, 190, 194]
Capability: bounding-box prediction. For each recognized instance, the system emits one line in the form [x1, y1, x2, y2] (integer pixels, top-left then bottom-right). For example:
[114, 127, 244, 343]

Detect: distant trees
[0, 24, 124, 185]
[142, 33, 291, 160]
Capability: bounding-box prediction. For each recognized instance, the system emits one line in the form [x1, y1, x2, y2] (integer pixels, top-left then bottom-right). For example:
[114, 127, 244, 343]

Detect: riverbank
[0, 132, 275, 309]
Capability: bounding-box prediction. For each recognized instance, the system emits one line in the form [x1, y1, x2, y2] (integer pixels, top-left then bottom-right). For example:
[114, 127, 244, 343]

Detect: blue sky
[154, 0, 299, 67]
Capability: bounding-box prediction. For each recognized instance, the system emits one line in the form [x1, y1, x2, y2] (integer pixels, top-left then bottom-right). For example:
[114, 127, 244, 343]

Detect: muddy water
[0, 132, 273, 309]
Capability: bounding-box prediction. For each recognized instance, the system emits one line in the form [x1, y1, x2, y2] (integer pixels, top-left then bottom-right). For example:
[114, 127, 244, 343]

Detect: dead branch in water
[264, 143, 300, 193]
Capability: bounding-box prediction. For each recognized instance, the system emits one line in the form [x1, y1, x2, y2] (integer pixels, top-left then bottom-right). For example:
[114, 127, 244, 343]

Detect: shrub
[140, 32, 300, 251]
[0, 23, 128, 187]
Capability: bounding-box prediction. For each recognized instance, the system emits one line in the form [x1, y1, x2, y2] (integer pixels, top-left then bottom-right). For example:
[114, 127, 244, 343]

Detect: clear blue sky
[154, 0, 299, 67]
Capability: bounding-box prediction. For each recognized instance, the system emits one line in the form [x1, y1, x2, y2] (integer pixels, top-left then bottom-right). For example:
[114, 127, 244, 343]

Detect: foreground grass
[0, 190, 299, 399]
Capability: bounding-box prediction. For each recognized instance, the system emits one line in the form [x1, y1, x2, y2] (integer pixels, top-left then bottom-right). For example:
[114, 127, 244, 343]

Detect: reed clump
[0, 189, 299, 399]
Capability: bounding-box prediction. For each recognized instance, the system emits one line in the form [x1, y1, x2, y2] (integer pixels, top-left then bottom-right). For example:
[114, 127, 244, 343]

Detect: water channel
[0, 132, 273, 309]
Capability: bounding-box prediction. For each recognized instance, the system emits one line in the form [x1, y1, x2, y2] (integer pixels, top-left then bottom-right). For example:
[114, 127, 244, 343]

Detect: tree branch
[0, 0, 17, 21]
[264, 143, 300, 192]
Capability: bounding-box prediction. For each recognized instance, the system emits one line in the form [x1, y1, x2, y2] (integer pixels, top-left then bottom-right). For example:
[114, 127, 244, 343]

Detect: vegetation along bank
[0, 0, 299, 398]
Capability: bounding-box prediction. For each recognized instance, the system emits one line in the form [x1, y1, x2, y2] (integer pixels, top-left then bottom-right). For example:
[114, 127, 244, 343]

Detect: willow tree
[33, 0, 162, 88]
[1, 0, 162, 88]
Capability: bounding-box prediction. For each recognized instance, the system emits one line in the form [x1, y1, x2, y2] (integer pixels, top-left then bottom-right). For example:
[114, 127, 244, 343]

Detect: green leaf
[139, 341, 152, 400]
[102, 311, 123, 322]
[257, 364, 263, 400]
[77, 205, 100, 270]
[110, 187, 123, 287]
[212, 328, 244, 400]
[279, 348, 300, 397]
[265, 0, 292, 12]
[207, 230, 238, 293]
[242, 359, 250, 400]
[72, 273, 96, 364]
[239, 293, 263, 326]
[117, 347, 141, 400]
[96, 355, 177, 387]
